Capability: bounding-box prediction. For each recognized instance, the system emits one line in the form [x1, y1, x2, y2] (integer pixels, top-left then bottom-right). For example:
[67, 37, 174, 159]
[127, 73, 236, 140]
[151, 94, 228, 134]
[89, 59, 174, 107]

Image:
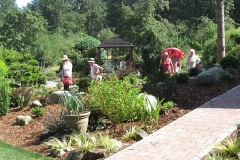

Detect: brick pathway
[106, 85, 240, 160]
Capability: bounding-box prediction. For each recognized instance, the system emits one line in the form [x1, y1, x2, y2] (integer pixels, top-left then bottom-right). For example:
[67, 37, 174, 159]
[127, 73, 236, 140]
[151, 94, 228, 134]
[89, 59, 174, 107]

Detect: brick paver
[106, 85, 240, 160]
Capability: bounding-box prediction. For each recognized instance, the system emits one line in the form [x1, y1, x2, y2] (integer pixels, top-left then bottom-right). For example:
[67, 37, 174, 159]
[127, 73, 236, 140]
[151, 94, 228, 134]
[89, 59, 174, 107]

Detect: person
[61, 55, 72, 91]
[159, 52, 174, 76]
[88, 58, 104, 81]
[171, 52, 181, 74]
[119, 58, 126, 71]
[186, 49, 201, 70]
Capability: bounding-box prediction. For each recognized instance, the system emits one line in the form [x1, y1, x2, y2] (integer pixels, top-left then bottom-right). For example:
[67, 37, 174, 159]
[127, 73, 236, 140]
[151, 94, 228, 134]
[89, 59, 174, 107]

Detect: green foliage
[188, 67, 202, 76]
[87, 74, 145, 123]
[12, 87, 33, 109]
[202, 28, 240, 66]
[220, 55, 240, 69]
[221, 71, 234, 82]
[209, 136, 240, 159]
[1, 48, 47, 86]
[78, 76, 91, 92]
[60, 93, 88, 115]
[74, 36, 101, 56]
[227, 45, 240, 60]
[0, 61, 10, 116]
[97, 28, 115, 42]
[42, 113, 66, 136]
[0, 9, 47, 53]
[174, 73, 189, 83]
[122, 126, 139, 141]
[30, 107, 45, 117]
[162, 101, 175, 111]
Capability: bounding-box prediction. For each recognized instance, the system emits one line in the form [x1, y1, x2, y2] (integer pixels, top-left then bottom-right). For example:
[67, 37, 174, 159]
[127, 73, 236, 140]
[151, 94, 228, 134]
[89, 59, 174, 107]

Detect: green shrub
[78, 76, 92, 92]
[188, 67, 202, 76]
[162, 101, 175, 111]
[174, 73, 189, 83]
[221, 71, 234, 82]
[31, 107, 45, 117]
[87, 73, 145, 124]
[220, 55, 240, 69]
[12, 87, 33, 109]
[0, 61, 11, 116]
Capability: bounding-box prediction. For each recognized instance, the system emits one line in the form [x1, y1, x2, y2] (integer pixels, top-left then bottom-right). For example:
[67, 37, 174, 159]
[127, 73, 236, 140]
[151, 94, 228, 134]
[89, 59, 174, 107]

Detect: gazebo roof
[97, 36, 135, 48]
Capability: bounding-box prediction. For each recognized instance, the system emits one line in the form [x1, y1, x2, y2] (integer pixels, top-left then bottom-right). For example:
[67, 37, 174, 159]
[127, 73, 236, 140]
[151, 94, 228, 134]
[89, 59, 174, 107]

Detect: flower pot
[63, 111, 90, 133]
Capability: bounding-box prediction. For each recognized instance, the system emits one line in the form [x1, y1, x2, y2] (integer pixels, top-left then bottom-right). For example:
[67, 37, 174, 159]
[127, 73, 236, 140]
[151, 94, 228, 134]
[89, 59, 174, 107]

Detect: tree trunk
[216, 0, 225, 63]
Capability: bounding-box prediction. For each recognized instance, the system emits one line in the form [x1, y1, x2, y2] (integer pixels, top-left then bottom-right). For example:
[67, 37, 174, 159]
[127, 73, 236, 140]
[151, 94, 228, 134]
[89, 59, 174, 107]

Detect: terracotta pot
[63, 111, 90, 133]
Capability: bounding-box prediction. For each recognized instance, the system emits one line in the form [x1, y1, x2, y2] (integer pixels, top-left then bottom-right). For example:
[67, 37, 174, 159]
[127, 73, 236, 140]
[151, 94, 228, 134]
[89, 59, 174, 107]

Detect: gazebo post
[98, 48, 101, 65]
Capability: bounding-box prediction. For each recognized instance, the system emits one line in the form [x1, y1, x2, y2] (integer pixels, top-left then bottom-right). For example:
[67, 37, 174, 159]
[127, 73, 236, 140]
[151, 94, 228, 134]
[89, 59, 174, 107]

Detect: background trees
[0, 0, 239, 77]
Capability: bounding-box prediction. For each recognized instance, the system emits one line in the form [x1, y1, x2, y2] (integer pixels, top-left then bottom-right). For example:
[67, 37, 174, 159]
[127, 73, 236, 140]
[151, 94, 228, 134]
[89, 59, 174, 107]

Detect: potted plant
[59, 92, 90, 133]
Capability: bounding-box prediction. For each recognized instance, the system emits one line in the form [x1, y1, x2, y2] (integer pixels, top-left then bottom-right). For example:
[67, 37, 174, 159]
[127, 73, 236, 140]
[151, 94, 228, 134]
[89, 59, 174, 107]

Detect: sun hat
[61, 55, 69, 61]
[163, 52, 168, 57]
[87, 58, 95, 62]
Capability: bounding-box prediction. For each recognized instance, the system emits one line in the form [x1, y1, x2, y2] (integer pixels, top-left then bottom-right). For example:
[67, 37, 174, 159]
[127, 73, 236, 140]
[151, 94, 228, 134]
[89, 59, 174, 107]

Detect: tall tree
[216, 0, 226, 63]
[0, 9, 47, 53]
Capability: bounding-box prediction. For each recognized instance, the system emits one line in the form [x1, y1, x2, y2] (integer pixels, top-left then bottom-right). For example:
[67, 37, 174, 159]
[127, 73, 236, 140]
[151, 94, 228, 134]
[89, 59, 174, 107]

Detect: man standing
[88, 58, 104, 81]
[61, 55, 72, 91]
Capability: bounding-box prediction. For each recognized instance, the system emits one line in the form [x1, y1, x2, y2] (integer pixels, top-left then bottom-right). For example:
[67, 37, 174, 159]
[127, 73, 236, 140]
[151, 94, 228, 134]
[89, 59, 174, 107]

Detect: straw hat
[163, 52, 168, 57]
[61, 55, 69, 61]
[87, 58, 95, 62]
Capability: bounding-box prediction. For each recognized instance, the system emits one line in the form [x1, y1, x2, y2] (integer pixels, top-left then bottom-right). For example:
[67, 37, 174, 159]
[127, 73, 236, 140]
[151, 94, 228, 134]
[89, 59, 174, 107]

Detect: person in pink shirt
[88, 58, 104, 81]
[159, 52, 174, 76]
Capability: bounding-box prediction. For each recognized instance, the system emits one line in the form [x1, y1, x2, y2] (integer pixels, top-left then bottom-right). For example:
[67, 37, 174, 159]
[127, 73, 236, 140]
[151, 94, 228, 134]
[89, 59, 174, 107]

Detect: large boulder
[197, 67, 225, 85]
[139, 93, 158, 112]
[49, 91, 70, 104]
[16, 115, 32, 125]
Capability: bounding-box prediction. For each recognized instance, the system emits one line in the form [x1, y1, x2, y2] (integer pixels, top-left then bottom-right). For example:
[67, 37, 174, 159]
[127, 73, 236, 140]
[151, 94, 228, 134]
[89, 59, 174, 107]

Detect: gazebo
[96, 36, 135, 65]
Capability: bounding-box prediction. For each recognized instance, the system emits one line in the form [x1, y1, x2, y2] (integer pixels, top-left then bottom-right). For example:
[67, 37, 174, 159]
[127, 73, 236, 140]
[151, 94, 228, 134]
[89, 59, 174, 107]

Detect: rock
[16, 115, 32, 125]
[88, 149, 107, 160]
[66, 149, 83, 160]
[30, 100, 43, 108]
[139, 93, 158, 112]
[49, 91, 70, 104]
[197, 67, 225, 85]
[134, 129, 148, 141]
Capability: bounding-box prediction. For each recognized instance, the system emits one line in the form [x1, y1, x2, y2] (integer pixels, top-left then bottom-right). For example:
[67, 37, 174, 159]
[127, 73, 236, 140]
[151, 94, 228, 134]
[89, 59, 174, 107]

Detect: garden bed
[0, 69, 240, 159]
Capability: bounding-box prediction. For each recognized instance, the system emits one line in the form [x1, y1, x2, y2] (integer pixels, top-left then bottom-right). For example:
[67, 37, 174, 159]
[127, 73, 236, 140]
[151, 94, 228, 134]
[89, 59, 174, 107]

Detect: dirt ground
[0, 69, 240, 159]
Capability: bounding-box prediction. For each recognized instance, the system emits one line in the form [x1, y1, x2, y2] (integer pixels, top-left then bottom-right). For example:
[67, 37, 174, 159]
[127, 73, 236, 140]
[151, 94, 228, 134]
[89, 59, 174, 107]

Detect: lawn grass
[0, 141, 54, 160]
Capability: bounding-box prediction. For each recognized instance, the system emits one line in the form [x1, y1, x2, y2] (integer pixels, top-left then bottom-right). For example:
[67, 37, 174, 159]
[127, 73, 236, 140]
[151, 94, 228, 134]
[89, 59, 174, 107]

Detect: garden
[1, 45, 240, 159]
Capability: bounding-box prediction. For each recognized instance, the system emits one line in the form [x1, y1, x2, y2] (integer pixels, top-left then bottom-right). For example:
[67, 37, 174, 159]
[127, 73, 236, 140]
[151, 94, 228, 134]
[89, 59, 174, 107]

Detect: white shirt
[62, 61, 72, 79]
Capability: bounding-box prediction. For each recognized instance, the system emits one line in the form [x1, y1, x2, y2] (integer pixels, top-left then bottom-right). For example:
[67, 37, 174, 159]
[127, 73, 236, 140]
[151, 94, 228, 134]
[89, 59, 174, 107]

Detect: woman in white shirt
[186, 49, 201, 70]
[61, 55, 72, 91]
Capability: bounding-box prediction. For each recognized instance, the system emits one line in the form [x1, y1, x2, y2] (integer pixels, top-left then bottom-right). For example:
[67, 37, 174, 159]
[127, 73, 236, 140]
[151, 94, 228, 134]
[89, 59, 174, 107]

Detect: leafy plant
[30, 107, 45, 117]
[122, 126, 139, 141]
[221, 71, 234, 82]
[77, 76, 91, 92]
[0, 60, 11, 116]
[12, 87, 33, 109]
[60, 93, 88, 115]
[87, 73, 145, 124]
[188, 67, 202, 76]
[174, 73, 189, 83]
[220, 55, 240, 69]
[42, 113, 66, 135]
[162, 101, 175, 111]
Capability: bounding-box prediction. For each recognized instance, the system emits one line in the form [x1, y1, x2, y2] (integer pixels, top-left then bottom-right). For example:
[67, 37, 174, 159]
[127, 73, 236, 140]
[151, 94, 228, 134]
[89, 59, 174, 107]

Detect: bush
[174, 73, 189, 83]
[31, 107, 45, 117]
[220, 55, 240, 69]
[221, 71, 234, 82]
[0, 61, 11, 116]
[87, 73, 145, 123]
[78, 76, 92, 92]
[11, 87, 33, 109]
[188, 67, 202, 76]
